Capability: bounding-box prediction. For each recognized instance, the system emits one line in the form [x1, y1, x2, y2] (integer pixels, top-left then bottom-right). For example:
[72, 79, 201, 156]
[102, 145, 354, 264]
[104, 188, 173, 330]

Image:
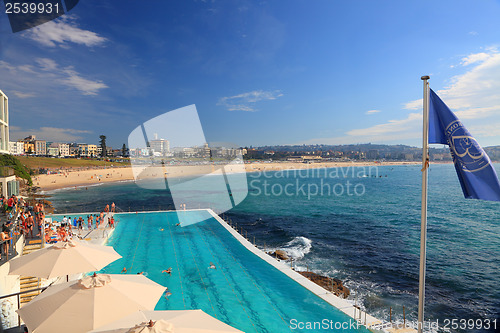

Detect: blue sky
[1, 0, 500, 148]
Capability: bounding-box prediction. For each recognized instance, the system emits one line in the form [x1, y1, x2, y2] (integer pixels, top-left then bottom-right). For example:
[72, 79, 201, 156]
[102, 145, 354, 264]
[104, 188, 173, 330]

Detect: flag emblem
[447, 120, 489, 172]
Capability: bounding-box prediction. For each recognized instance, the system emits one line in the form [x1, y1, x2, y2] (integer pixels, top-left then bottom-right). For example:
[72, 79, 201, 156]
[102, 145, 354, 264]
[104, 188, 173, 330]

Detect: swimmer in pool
[121, 267, 127, 273]
[209, 262, 216, 270]
[162, 268, 172, 275]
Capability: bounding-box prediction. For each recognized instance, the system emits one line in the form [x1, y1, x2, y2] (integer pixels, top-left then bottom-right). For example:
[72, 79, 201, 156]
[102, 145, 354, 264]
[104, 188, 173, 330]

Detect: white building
[0, 90, 18, 197]
[34, 140, 47, 156]
[53, 143, 70, 157]
[0, 90, 9, 154]
[149, 138, 170, 156]
[9, 141, 24, 155]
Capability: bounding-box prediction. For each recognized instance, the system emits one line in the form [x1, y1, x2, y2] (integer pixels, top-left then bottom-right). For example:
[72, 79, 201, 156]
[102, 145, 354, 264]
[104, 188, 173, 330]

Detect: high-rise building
[0, 90, 9, 154]
[149, 135, 170, 156]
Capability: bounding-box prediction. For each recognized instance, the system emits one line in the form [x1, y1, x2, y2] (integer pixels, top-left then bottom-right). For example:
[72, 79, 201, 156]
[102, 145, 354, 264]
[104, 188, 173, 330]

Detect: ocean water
[47, 164, 500, 332]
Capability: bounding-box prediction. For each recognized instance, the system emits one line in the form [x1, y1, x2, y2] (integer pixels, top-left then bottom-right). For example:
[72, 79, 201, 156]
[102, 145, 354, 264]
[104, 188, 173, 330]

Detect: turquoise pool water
[62, 211, 371, 332]
[103, 211, 368, 333]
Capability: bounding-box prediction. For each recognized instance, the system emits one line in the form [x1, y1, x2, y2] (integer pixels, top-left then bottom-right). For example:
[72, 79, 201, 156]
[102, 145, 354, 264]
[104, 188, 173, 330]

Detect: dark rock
[268, 250, 289, 260]
[298, 271, 350, 299]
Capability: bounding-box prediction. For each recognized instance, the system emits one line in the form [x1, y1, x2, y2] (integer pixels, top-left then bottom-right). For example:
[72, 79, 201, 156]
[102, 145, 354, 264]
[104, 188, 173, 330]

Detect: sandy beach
[33, 161, 421, 191]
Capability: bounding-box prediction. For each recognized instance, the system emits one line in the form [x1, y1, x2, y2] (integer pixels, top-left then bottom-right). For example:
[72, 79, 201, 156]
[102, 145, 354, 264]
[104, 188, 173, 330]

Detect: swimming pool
[95, 211, 372, 332]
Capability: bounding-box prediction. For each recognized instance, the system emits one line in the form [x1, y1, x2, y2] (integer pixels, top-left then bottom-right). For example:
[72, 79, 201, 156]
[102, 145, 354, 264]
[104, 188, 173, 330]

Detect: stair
[19, 242, 43, 306]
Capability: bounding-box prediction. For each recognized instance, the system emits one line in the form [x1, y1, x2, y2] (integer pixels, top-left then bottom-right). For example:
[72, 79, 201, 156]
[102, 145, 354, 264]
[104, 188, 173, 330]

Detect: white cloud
[218, 90, 283, 111]
[23, 15, 106, 48]
[302, 112, 423, 145]
[36, 58, 58, 71]
[347, 113, 421, 137]
[405, 49, 500, 120]
[461, 52, 491, 66]
[61, 68, 108, 96]
[437, 50, 500, 119]
[13, 91, 36, 98]
[469, 123, 500, 137]
[365, 109, 380, 115]
[10, 127, 92, 142]
[0, 58, 108, 96]
[404, 99, 422, 110]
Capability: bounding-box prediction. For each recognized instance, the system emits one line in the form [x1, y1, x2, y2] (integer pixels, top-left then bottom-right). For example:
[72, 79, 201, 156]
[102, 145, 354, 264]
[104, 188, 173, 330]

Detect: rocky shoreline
[298, 271, 350, 299]
[268, 250, 350, 299]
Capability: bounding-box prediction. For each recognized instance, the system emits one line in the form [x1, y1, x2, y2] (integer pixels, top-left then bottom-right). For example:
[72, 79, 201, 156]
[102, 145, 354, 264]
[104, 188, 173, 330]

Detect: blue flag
[428, 88, 500, 201]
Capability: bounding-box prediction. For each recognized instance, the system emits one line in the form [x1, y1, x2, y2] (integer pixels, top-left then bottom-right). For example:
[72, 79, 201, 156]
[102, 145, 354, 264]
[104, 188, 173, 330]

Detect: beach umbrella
[90, 310, 244, 333]
[8, 239, 121, 279]
[17, 273, 166, 333]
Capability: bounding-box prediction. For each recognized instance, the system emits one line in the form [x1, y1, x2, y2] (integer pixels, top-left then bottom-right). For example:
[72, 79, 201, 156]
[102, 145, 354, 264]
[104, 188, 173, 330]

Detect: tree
[99, 135, 107, 157]
[121, 143, 128, 157]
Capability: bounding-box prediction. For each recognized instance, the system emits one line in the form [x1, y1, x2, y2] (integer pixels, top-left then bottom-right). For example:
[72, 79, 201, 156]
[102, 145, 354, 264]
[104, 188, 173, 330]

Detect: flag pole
[418, 75, 430, 333]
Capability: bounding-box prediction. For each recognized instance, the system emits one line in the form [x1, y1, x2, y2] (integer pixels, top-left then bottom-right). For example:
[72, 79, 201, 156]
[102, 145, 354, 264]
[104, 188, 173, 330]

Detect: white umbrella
[9, 239, 121, 279]
[18, 273, 166, 333]
[90, 310, 244, 333]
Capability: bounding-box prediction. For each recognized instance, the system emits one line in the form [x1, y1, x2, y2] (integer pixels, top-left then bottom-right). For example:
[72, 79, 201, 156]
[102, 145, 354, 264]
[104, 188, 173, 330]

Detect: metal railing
[0, 285, 50, 328]
[1, 210, 24, 263]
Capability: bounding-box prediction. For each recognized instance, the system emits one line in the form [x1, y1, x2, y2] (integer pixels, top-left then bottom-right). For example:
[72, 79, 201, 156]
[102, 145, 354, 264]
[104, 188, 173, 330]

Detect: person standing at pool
[1, 229, 12, 260]
[111, 202, 115, 212]
[26, 213, 34, 238]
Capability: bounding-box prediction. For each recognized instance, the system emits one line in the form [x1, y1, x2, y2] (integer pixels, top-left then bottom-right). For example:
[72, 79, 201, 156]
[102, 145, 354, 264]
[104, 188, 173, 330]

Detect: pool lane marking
[128, 213, 146, 272]
[179, 219, 218, 318]
[204, 221, 293, 332]
[194, 224, 259, 333]
[166, 213, 187, 309]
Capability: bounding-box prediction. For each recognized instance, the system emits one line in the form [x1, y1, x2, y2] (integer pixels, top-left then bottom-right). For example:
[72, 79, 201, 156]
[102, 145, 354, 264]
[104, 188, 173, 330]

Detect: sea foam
[282, 236, 312, 259]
